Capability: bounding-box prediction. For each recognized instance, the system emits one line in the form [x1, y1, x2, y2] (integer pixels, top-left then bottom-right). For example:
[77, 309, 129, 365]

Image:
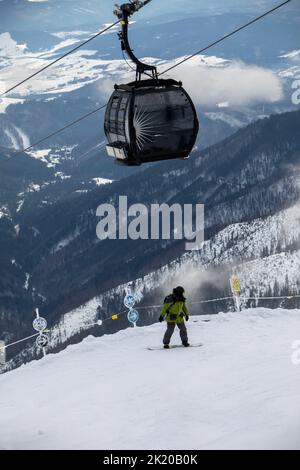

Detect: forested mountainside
[1, 109, 300, 368]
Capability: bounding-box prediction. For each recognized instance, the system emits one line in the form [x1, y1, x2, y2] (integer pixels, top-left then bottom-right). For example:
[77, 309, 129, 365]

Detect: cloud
[97, 55, 284, 108]
[169, 56, 284, 107]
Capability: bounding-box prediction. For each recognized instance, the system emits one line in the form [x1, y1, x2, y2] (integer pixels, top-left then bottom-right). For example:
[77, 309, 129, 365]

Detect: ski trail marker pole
[230, 276, 241, 312]
[33, 308, 49, 357]
[124, 292, 139, 327]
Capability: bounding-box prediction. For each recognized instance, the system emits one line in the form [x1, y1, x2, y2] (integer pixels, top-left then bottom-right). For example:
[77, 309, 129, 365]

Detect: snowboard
[147, 343, 203, 351]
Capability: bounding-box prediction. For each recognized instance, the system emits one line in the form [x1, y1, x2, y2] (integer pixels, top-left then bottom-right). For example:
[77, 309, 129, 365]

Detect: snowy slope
[1, 308, 300, 450]
[13, 201, 300, 358]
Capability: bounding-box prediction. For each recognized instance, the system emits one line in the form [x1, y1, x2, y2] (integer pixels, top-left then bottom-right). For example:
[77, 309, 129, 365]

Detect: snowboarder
[159, 286, 189, 349]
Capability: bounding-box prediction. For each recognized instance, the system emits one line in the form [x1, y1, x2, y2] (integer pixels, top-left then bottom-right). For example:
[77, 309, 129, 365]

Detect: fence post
[230, 276, 241, 312]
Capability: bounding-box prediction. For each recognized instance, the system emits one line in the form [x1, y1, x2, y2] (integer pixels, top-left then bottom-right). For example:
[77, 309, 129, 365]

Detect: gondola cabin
[104, 1, 199, 166]
[105, 79, 199, 165]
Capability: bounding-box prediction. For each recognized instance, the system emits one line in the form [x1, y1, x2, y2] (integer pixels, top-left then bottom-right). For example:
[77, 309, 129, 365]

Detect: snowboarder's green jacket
[160, 300, 189, 324]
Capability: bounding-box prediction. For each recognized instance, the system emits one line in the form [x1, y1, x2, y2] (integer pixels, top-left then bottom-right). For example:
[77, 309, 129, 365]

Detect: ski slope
[1, 308, 300, 450]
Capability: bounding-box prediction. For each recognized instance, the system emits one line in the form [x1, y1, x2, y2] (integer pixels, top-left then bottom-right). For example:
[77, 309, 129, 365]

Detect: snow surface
[28, 145, 77, 168]
[205, 112, 245, 128]
[0, 98, 24, 114]
[279, 50, 300, 60]
[51, 227, 80, 253]
[92, 177, 113, 186]
[1, 308, 300, 450]
[0, 205, 11, 220]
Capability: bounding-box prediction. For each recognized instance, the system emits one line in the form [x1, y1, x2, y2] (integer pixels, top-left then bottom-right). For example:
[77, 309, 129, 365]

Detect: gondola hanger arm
[114, 1, 157, 81]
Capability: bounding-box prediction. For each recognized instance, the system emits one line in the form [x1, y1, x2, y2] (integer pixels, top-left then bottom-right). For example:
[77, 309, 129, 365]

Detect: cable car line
[0, 104, 107, 166]
[0, 2, 155, 98]
[0, 0, 292, 167]
[159, 0, 292, 77]
[0, 20, 121, 99]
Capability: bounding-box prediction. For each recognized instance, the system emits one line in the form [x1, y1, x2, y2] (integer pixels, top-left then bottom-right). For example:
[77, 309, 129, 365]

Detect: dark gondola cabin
[105, 79, 199, 165]
[104, 1, 199, 166]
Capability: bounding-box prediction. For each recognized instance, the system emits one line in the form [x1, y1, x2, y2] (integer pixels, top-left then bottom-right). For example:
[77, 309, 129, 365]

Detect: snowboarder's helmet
[173, 286, 185, 297]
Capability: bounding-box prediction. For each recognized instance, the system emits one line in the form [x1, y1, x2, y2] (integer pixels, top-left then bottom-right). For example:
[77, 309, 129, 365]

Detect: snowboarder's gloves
[159, 315, 164, 323]
[185, 315, 189, 321]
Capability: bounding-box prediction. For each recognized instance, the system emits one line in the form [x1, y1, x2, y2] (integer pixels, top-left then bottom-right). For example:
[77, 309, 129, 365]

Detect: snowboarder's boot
[182, 341, 190, 347]
[164, 344, 170, 349]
